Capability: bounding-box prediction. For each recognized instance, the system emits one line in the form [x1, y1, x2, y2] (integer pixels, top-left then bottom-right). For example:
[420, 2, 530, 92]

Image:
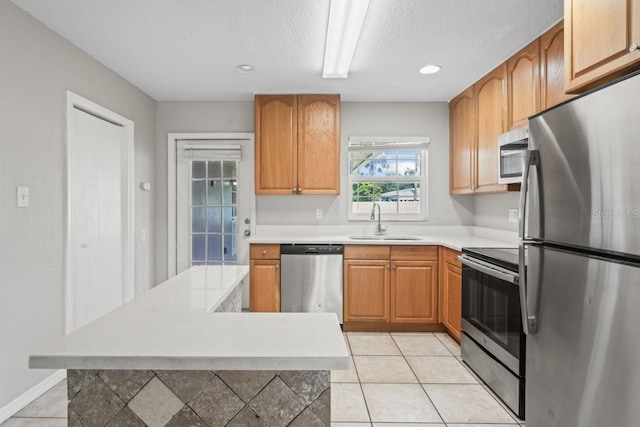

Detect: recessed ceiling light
[419, 65, 441, 75]
[235, 64, 256, 74]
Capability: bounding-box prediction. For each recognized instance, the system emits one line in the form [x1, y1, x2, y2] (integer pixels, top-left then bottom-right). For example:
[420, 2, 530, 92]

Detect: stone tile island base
[67, 369, 330, 427]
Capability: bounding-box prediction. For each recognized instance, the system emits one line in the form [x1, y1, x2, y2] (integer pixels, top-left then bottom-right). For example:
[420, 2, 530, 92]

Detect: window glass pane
[192, 235, 205, 261]
[207, 207, 222, 233]
[192, 161, 206, 178]
[223, 207, 236, 233]
[192, 181, 206, 205]
[208, 161, 221, 178]
[207, 235, 222, 261]
[192, 207, 205, 232]
[207, 180, 222, 205]
[223, 180, 236, 205]
[224, 235, 237, 261]
[223, 161, 237, 178]
[397, 150, 420, 175]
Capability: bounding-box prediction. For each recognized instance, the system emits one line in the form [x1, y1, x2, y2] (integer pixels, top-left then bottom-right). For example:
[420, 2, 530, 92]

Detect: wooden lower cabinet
[343, 260, 390, 322]
[391, 261, 438, 323]
[343, 245, 444, 332]
[249, 244, 281, 312]
[438, 247, 462, 341]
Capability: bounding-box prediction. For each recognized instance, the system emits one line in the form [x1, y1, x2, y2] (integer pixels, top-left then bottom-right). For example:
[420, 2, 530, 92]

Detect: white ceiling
[11, 0, 563, 102]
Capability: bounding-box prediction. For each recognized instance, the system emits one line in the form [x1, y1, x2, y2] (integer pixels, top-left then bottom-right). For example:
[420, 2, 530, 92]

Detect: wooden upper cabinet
[449, 87, 476, 194]
[565, 0, 640, 93]
[255, 95, 297, 194]
[474, 64, 507, 193]
[297, 95, 340, 194]
[541, 21, 573, 110]
[508, 39, 541, 130]
[255, 94, 340, 195]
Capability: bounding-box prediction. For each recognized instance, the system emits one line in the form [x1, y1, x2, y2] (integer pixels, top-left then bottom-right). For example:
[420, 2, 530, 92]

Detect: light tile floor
[1, 332, 525, 427]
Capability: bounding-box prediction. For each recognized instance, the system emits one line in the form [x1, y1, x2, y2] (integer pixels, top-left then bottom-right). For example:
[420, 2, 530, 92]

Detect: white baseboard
[0, 370, 66, 424]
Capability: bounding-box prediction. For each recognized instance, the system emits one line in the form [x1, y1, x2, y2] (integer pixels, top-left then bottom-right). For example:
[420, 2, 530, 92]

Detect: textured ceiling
[11, 0, 563, 102]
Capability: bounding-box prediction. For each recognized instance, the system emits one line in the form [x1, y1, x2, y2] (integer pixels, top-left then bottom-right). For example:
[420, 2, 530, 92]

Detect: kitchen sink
[348, 235, 422, 241]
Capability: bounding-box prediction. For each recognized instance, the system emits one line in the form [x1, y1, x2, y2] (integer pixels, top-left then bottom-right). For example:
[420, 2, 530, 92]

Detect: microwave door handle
[519, 149, 539, 240]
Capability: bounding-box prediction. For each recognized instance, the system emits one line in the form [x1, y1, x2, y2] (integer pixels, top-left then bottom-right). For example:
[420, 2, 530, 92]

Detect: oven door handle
[458, 256, 519, 285]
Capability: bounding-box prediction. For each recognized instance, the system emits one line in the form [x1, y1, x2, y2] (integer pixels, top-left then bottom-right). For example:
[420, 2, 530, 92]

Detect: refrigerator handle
[519, 243, 538, 335]
[518, 149, 539, 240]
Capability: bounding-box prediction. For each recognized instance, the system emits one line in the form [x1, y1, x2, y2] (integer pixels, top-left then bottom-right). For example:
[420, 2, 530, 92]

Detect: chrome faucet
[370, 202, 388, 235]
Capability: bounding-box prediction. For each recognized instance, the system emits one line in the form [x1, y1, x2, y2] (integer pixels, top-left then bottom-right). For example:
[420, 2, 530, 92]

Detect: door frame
[65, 91, 135, 334]
[167, 132, 255, 278]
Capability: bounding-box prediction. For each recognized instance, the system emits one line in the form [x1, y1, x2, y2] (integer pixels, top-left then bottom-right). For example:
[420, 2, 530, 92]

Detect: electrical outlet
[141, 229, 146, 242]
[508, 208, 519, 223]
[17, 187, 29, 207]
[316, 208, 323, 219]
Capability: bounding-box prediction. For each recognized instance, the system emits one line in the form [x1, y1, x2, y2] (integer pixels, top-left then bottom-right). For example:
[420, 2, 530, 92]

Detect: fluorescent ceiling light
[419, 65, 441, 75]
[323, 0, 370, 78]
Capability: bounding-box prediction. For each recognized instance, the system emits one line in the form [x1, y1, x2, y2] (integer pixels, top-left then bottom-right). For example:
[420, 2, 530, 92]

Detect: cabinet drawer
[390, 245, 438, 261]
[344, 245, 390, 260]
[250, 244, 281, 260]
[441, 247, 462, 267]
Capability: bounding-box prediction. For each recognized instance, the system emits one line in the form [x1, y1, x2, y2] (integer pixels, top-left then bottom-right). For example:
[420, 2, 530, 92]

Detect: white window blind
[179, 144, 242, 161]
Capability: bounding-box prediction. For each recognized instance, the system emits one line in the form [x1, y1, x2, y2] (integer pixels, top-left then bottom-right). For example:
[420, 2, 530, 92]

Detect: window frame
[348, 136, 430, 222]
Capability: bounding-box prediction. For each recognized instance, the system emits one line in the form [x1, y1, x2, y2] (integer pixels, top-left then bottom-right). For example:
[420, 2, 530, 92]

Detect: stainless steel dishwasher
[280, 244, 344, 323]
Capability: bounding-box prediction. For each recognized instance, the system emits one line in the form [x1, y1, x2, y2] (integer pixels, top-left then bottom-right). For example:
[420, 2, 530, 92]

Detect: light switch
[141, 229, 146, 242]
[17, 187, 29, 207]
[508, 208, 519, 223]
[316, 208, 323, 219]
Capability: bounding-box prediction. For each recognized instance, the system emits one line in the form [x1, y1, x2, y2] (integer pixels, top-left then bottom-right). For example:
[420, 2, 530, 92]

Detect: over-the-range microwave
[497, 126, 529, 184]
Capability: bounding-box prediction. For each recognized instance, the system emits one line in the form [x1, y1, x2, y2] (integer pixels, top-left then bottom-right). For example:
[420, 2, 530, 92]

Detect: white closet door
[68, 107, 126, 331]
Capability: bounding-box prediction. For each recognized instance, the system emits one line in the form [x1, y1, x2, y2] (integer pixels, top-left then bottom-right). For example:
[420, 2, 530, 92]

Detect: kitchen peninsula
[29, 266, 348, 427]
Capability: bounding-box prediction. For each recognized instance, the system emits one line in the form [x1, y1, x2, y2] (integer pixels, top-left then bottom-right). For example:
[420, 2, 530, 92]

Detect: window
[348, 137, 429, 220]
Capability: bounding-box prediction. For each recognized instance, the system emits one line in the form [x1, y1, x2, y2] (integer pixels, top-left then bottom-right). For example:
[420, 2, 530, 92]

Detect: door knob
[244, 230, 251, 237]
[630, 43, 638, 53]
[244, 218, 250, 224]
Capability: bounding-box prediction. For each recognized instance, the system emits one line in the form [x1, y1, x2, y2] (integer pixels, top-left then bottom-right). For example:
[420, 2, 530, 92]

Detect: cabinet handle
[275, 264, 279, 269]
[262, 249, 267, 255]
[386, 264, 391, 269]
[292, 188, 297, 193]
[297, 188, 302, 193]
[391, 265, 396, 269]
[630, 43, 638, 53]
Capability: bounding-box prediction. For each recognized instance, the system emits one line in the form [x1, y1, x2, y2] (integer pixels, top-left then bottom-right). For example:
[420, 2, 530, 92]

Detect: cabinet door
[249, 259, 280, 312]
[474, 64, 507, 193]
[255, 95, 297, 194]
[390, 260, 438, 324]
[297, 95, 340, 195]
[449, 87, 476, 194]
[441, 263, 462, 341]
[508, 39, 541, 130]
[344, 260, 390, 322]
[541, 21, 573, 110]
[565, 0, 640, 93]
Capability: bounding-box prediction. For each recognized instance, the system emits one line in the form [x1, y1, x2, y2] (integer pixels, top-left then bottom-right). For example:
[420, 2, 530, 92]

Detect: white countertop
[249, 233, 516, 251]
[30, 266, 349, 371]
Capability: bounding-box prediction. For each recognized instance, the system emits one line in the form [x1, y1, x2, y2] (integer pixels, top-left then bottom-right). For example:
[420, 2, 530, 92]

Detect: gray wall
[0, 2, 156, 409]
[155, 101, 255, 283]
[473, 193, 520, 232]
[256, 102, 474, 226]
[155, 101, 476, 282]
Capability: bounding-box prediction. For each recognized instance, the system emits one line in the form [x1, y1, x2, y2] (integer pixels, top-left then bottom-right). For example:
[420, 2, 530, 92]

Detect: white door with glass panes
[176, 139, 255, 282]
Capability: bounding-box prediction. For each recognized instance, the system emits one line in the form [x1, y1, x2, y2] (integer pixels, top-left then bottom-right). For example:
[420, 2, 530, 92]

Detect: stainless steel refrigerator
[521, 70, 640, 427]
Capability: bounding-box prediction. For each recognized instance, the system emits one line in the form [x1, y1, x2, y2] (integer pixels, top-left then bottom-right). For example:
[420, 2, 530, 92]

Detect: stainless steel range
[459, 247, 524, 419]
